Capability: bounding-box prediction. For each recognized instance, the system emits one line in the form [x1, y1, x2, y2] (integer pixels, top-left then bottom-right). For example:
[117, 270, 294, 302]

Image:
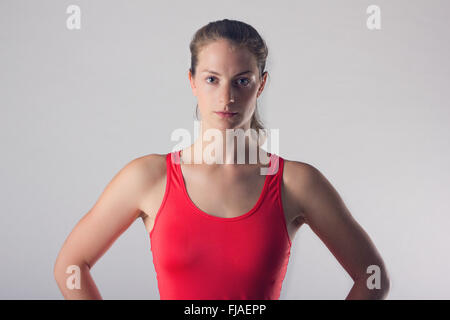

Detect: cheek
[240, 91, 258, 105]
[196, 84, 258, 102]
[196, 84, 215, 98]
[241, 84, 259, 98]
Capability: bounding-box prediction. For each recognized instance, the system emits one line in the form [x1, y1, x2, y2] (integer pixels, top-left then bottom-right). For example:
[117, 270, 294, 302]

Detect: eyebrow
[201, 69, 253, 77]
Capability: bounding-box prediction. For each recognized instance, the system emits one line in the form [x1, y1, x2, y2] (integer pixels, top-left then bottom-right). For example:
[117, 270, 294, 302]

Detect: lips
[215, 111, 238, 118]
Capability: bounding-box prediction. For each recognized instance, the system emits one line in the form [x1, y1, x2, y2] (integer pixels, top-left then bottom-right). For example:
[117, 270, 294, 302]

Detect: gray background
[1, 0, 449, 299]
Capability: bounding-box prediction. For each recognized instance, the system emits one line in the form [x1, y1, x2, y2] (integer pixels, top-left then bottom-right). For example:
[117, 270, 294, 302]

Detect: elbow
[380, 263, 391, 294]
[53, 262, 64, 286]
[377, 274, 390, 299]
[377, 269, 392, 298]
[382, 272, 391, 295]
[53, 258, 67, 282]
[53, 255, 90, 283]
[353, 264, 391, 298]
[53, 255, 62, 279]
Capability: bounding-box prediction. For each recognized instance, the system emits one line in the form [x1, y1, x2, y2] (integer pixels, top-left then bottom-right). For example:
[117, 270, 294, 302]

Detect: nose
[220, 82, 235, 104]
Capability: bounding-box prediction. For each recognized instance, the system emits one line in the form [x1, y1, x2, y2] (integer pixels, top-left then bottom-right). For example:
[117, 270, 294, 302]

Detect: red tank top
[149, 150, 292, 300]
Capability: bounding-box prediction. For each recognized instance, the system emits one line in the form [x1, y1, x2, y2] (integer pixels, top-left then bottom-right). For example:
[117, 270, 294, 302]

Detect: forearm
[345, 277, 389, 300]
[54, 261, 103, 300]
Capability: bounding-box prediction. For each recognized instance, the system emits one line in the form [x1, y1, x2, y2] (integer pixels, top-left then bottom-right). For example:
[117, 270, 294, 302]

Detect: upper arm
[54, 155, 158, 272]
[291, 162, 390, 286]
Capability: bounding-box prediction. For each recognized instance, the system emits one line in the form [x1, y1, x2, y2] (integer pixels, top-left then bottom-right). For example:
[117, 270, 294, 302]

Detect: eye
[205, 76, 250, 87]
[237, 78, 250, 86]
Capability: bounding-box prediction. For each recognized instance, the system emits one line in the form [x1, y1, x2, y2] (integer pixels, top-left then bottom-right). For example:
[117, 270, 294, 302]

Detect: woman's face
[189, 39, 267, 130]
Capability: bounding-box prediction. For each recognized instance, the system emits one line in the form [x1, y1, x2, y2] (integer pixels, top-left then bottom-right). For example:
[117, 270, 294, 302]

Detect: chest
[140, 161, 305, 242]
[180, 165, 268, 218]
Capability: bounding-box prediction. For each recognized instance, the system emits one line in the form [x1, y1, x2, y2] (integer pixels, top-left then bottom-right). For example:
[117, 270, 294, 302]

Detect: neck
[181, 121, 270, 166]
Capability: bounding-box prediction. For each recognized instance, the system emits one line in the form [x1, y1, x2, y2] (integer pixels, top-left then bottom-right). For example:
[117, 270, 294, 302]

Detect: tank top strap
[168, 150, 283, 178]
[164, 150, 181, 183]
[265, 152, 282, 176]
[169, 149, 181, 165]
[166, 150, 284, 205]
[262, 153, 284, 202]
[273, 153, 284, 184]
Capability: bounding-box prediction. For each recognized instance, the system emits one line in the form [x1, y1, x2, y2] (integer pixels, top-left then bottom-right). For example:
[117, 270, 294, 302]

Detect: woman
[53, 19, 390, 300]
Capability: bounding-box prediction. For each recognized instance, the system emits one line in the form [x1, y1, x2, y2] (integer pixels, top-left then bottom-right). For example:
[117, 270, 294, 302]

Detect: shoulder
[124, 153, 168, 218]
[132, 153, 168, 179]
[282, 157, 322, 188]
[281, 157, 331, 222]
[115, 153, 167, 195]
[127, 153, 168, 190]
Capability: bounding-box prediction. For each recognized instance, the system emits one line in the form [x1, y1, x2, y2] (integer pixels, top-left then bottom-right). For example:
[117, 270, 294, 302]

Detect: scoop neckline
[175, 149, 273, 222]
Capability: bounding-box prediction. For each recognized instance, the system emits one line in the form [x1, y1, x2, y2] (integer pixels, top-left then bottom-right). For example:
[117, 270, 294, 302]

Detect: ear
[257, 71, 268, 98]
[188, 69, 197, 97]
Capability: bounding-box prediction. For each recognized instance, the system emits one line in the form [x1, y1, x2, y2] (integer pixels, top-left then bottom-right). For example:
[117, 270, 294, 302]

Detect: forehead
[197, 39, 258, 72]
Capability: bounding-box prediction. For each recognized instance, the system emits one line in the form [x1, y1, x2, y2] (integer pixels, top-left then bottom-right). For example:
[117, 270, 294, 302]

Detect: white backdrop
[1, 0, 449, 299]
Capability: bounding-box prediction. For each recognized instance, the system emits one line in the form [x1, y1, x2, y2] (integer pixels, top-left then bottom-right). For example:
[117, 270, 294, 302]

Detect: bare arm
[290, 162, 390, 299]
[53, 155, 157, 299]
